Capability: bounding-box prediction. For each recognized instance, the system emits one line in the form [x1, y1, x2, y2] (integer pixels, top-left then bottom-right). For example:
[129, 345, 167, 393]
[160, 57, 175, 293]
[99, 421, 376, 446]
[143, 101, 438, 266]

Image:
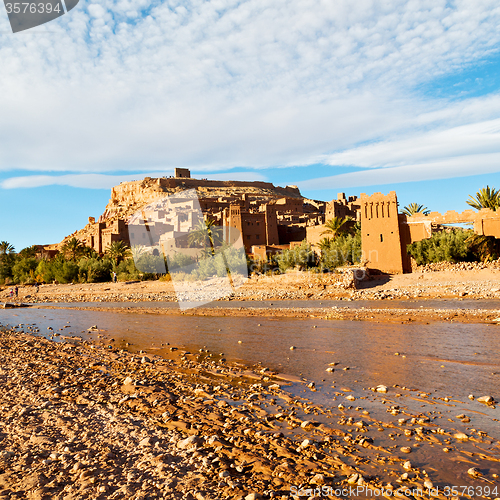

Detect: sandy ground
[0, 327, 499, 500]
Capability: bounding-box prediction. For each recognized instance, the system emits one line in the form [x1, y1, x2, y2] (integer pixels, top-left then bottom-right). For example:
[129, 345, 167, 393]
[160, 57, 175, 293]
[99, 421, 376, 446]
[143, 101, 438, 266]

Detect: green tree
[12, 257, 38, 284]
[188, 219, 223, 254]
[105, 240, 131, 265]
[0, 241, 15, 283]
[401, 203, 430, 216]
[466, 186, 500, 211]
[321, 216, 353, 240]
[320, 232, 362, 271]
[0, 241, 15, 255]
[407, 229, 473, 265]
[61, 237, 86, 261]
[274, 241, 317, 273]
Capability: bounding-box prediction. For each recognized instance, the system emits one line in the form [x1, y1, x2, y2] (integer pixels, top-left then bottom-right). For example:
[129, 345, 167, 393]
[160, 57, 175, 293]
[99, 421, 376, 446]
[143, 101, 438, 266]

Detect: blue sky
[1, 0, 500, 251]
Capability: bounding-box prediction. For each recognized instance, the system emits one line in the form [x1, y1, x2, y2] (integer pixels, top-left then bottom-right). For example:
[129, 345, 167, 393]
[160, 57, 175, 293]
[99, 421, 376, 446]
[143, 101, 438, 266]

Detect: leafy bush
[274, 241, 317, 273]
[134, 253, 167, 277]
[54, 261, 79, 284]
[407, 229, 473, 265]
[167, 252, 196, 271]
[320, 233, 361, 270]
[115, 258, 141, 281]
[78, 257, 113, 283]
[12, 257, 38, 284]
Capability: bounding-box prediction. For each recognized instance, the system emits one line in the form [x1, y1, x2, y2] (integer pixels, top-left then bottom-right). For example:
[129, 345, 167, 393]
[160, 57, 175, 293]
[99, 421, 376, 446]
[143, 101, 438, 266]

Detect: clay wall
[305, 225, 327, 249]
[326, 193, 361, 221]
[359, 191, 410, 274]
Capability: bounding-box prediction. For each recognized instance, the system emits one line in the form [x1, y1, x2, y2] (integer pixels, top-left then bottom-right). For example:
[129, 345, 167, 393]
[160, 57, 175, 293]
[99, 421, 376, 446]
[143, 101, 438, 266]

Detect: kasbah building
[47, 169, 500, 275]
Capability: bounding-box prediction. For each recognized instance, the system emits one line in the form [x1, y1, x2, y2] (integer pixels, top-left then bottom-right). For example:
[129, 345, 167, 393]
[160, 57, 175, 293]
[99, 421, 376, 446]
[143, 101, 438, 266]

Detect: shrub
[78, 257, 113, 283]
[12, 257, 38, 284]
[274, 241, 317, 273]
[407, 229, 473, 265]
[320, 233, 361, 270]
[167, 252, 196, 271]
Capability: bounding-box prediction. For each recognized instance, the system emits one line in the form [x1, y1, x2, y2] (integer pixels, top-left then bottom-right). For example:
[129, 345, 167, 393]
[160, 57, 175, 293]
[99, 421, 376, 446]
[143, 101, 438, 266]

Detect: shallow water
[2, 305, 500, 487]
[29, 297, 500, 310]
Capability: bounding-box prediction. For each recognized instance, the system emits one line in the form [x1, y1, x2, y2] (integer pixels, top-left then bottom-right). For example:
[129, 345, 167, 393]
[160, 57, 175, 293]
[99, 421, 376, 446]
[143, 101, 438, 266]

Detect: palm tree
[321, 216, 353, 239]
[0, 241, 15, 255]
[317, 237, 333, 253]
[61, 237, 85, 261]
[401, 203, 430, 216]
[18, 245, 38, 259]
[188, 219, 223, 254]
[105, 240, 131, 265]
[467, 186, 500, 211]
[466, 233, 499, 261]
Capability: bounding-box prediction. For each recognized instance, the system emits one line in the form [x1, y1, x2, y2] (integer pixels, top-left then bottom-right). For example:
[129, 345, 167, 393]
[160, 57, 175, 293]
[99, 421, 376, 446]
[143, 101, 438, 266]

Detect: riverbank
[0, 327, 499, 499]
[3, 263, 500, 307]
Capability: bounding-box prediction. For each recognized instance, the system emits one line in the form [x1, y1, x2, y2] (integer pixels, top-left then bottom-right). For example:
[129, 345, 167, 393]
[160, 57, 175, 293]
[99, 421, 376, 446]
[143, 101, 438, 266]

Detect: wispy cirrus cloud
[0, 0, 499, 179]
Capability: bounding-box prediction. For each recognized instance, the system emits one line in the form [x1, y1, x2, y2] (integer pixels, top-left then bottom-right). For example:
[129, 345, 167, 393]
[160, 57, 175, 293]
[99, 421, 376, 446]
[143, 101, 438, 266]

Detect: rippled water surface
[2, 304, 500, 486]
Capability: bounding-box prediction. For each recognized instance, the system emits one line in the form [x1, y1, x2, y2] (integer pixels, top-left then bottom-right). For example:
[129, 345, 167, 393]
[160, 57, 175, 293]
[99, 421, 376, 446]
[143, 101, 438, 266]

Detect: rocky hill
[97, 176, 304, 222]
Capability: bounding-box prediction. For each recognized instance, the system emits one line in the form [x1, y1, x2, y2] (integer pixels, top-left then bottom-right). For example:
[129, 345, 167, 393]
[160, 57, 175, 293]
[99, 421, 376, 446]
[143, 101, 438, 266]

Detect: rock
[141, 356, 151, 364]
[289, 346, 296, 350]
[310, 473, 325, 485]
[138, 436, 154, 447]
[300, 439, 313, 448]
[376, 385, 388, 393]
[123, 376, 134, 386]
[245, 494, 261, 500]
[347, 473, 359, 485]
[300, 420, 314, 430]
[403, 461, 412, 470]
[400, 447, 412, 454]
[468, 467, 482, 477]
[454, 432, 469, 441]
[424, 480, 433, 489]
[477, 395, 494, 404]
[177, 435, 201, 450]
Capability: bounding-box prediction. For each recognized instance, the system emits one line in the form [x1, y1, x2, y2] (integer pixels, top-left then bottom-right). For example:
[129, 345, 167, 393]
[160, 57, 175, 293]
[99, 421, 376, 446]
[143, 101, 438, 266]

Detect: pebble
[477, 395, 494, 404]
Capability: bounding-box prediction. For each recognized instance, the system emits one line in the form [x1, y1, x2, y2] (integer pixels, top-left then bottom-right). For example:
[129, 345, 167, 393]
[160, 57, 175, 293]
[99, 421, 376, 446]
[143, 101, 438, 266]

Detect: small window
[256, 234, 260, 240]
[380, 234, 383, 242]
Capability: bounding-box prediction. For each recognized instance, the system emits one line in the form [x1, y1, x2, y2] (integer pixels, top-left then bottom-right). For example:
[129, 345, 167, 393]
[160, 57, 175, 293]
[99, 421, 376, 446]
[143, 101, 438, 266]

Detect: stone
[468, 467, 482, 477]
[177, 435, 201, 450]
[123, 376, 134, 386]
[245, 494, 261, 500]
[403, 461, 412, 470]
[477, 395, 494, 404]
[376, 385, 388, 393]
[454, 432, 469, 441]
[400, 447, 412, 454]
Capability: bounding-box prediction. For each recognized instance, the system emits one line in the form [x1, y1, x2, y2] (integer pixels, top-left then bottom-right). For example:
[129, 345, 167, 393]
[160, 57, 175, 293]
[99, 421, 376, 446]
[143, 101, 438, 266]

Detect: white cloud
[0, 0, 499, 178]
[297, 153, 500, 190]
[0, 170, 266, 188]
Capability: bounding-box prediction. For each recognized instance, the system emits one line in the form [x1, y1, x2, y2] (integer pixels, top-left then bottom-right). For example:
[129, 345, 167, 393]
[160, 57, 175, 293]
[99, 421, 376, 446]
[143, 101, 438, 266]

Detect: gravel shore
[0, 327, 499, 499]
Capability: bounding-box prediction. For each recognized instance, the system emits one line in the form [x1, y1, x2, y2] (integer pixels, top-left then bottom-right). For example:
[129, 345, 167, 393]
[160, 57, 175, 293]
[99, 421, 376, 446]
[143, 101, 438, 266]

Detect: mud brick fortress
[53, 169, 500, 274]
